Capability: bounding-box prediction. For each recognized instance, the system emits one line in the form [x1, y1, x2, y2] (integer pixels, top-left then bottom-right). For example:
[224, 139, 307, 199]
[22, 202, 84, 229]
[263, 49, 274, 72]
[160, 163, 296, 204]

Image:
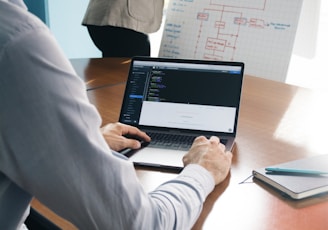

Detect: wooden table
[32, 58, 328, 230]
[70, 57, 131, 90]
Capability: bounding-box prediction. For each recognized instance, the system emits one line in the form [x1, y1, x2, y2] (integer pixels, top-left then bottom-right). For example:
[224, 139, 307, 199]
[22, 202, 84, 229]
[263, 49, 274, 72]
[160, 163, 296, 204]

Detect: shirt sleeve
[0, 22, 214, 230]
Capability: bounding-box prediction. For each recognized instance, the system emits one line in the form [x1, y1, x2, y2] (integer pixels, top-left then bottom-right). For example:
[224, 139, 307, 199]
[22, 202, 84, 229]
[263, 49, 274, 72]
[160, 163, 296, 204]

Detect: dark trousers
[87, 25, 151, 58]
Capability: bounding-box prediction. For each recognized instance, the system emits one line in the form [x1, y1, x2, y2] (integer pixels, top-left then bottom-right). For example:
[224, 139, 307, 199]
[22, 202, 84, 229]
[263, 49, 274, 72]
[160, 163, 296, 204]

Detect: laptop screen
[119, 57, 244, 135]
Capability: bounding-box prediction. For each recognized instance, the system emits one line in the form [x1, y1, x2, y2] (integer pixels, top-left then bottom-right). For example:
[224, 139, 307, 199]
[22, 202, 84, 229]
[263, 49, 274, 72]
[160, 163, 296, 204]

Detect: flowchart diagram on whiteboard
[159, 0, 303, 82]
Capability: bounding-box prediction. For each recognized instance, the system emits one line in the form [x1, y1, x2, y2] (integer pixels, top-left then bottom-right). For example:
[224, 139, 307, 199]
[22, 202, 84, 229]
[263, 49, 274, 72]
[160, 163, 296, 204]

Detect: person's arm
[0, 18, 231, 230]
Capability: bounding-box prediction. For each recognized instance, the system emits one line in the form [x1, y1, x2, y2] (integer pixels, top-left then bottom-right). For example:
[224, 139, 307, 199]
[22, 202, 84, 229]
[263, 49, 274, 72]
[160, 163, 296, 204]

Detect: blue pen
[265, 167, 328, 175]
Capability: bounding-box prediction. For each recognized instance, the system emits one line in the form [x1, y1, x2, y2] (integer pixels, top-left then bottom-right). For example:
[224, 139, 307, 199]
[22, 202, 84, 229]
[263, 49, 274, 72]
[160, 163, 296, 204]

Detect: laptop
[118, 56, 244, 171]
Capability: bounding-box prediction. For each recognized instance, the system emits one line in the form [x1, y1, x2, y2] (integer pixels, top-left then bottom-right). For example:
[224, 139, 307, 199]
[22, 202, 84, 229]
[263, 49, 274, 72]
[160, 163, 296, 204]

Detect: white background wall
[47, 0, 101, 58]
[286, 0, 328, 90]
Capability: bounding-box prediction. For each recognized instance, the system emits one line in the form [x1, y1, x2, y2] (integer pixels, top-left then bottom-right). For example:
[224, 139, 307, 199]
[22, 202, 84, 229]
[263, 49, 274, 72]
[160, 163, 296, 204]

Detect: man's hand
[101, 122, 151, 152]
[183, 136, 232, 185]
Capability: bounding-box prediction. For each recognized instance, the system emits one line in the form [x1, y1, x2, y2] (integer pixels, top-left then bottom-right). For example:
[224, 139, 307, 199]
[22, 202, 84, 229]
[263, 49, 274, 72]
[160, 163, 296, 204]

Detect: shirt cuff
[179, 164, 215, 198]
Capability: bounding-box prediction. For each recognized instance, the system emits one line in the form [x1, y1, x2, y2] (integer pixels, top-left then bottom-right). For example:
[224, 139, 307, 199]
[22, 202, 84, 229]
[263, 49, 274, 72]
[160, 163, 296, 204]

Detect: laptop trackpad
[128, 147, 186, 168]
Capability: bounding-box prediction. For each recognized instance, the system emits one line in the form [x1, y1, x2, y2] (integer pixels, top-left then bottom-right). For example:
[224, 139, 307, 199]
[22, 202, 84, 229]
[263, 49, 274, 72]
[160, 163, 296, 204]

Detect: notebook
[119, 56, 244, 171]
[253, 154, 328, 199]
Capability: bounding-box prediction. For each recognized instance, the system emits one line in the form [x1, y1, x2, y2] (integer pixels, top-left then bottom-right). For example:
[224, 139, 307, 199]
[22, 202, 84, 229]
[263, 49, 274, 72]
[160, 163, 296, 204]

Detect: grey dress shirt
[0, 0, 215, 229]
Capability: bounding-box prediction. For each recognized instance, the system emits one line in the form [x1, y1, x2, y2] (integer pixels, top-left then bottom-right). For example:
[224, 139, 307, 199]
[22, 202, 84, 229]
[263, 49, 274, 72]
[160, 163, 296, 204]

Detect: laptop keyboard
[146, 132, 195, 150]
[146, 132, 227, 151]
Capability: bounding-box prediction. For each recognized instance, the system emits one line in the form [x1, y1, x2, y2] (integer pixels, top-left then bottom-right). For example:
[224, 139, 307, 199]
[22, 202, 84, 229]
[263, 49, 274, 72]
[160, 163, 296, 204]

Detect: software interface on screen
[120, 60, 242, 133]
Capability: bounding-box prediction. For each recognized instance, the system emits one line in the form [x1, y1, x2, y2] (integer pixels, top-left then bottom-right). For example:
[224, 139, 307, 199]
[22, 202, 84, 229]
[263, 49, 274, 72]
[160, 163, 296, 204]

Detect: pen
[265, 167, 328, 175]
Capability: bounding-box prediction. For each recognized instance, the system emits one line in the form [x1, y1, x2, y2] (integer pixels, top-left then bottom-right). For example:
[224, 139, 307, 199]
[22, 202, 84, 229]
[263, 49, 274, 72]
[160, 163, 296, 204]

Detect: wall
[24, 0, 49, 25]
[47, 0, 101, 58]
[24, 0, 100, 58]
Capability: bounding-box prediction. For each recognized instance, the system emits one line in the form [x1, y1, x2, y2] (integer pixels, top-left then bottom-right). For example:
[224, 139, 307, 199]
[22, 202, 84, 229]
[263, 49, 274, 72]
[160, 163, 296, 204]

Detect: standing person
[0, 0, 233, 229]
[82, 0, 165, 57]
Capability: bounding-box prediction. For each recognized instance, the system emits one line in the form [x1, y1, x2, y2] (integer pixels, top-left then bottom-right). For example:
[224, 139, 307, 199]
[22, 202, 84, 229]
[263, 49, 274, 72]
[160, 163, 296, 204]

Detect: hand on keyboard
[182, 136, 232, 185]
[101, 122, 151, 151]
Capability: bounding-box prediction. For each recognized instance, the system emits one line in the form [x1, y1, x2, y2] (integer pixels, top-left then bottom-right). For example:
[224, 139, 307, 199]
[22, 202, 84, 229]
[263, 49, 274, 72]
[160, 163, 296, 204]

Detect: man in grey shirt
[0, 0, 233, 229]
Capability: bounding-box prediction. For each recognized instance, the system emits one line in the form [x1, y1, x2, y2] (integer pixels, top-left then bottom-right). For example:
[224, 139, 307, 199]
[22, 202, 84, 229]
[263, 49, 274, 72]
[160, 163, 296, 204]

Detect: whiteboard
[159, 0, 303, 82]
